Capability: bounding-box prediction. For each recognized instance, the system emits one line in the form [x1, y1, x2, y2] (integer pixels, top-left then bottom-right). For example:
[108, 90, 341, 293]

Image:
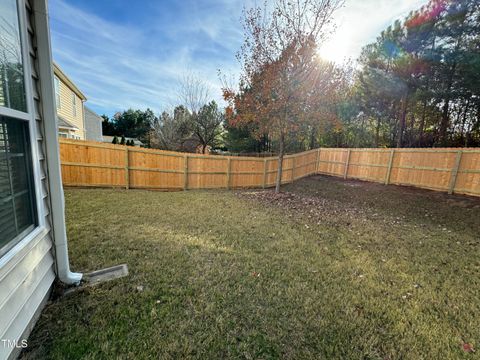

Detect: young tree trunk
[418, 98, 427, 146]
[461, 99, 470, 145]
[309, 127, 316, 149]
[201, 143, 207, 154]
[439, 62, 457, 146]
[439, 98, 451, 146]
[375, 118, 381, 147]
[397, 94, 408, 148]
[275, 132, 285, 193]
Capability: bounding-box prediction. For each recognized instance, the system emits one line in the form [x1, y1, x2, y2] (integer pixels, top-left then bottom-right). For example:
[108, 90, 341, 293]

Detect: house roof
[53, 62, 87, 101]
[57, 115, 79, 130]
[85, 106, 103, 122]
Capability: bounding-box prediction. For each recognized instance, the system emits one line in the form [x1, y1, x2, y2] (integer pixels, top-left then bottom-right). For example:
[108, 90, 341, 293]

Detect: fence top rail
[59, 139, 321, 161]
[60, 139, 127, 151]
[318, 147, 480, 153]
[60, 139, 480, 161]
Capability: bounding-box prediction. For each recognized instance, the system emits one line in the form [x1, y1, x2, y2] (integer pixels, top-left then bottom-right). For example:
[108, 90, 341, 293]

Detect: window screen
[0, 116, 36, 255]
[0, 0, 27, 112]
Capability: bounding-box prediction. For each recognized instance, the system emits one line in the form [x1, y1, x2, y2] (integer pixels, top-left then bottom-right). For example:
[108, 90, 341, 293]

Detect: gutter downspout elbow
[52, 189, 82, 285]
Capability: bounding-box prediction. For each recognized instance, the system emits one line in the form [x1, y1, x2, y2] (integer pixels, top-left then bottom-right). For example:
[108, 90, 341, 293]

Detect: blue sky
[49, 0, 427, 117]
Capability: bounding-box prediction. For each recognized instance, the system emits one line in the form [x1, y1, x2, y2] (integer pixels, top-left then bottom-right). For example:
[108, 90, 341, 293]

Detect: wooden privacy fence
[59, 139, 480, 197]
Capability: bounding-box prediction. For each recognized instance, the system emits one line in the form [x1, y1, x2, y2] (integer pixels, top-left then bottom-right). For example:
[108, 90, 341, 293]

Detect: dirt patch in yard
[237, 175, 480, 237]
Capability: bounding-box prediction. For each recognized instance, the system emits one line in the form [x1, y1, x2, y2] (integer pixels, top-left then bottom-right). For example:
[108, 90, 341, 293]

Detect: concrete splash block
[84, 264, 129, 285]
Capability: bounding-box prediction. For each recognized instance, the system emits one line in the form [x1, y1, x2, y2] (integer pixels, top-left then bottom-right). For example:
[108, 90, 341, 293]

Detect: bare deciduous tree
[151, 107, 191, 151]
[177, 72, 211, 115]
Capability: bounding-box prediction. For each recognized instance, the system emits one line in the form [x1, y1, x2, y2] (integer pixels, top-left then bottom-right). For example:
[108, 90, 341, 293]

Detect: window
[54, 76, 60, 109]
[0, 0, 27, 112]
[0, 0, 38, 257]
[0, 117, 36, 256]
[58, 132, 68, 138]
[72, 93, 76, 117]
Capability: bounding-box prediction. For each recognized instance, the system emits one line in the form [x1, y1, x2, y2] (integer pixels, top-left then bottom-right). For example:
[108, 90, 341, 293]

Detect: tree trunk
[439, 62, 457, 146]
[439, 98, 451, 146]
[309, 127, 316, 149]
[201, 143, 207, 154]
[397, 94, 408, 148]
[407, 112, 416, 147]
[275, 132, 285, 193]
[375, 118, 380, 147]
[461, 99, 470, 146]
[418, 98, 427, 146]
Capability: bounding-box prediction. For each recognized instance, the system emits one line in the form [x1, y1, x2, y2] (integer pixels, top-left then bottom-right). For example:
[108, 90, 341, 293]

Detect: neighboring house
[84, 106, 104, 142]
[182, 135, 211, 154]
[103, 135, 144, 147]
[53, 63, 87, 139]
[0, 1, 81, 359]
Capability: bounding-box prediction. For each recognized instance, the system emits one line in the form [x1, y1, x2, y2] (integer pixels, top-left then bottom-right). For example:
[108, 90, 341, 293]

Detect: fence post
[344, 149, 351, 180]
[226, 158, 231, 190]
[448, 150, 463, 194]
[183, 155, 188, 190]
[125, 147, 129, 189]
[263, 159, 267, 188]
[385, 149, 395, 185]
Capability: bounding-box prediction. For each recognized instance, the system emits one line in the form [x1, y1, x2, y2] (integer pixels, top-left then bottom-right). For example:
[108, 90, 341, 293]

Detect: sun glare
[317, 30, 353, 64]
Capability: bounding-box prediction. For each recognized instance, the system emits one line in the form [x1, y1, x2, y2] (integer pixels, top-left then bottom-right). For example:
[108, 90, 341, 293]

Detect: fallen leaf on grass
[462, 343, 475, 353]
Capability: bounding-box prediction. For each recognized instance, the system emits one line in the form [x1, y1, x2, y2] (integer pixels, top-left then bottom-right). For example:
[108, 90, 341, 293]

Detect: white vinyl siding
[0, 1, 55, 358]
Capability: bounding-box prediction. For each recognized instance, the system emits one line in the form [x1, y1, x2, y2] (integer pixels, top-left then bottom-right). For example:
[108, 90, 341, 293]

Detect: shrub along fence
[59, 139, 480, 197]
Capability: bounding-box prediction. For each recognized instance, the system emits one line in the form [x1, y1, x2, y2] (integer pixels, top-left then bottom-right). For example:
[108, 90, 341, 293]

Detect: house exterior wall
[84, 107, 103, 142]
[54, 70, 86, 139]
[0, 1, 56, 358]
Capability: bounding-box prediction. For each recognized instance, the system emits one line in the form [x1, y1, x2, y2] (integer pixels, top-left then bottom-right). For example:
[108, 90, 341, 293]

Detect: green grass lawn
[23, 176, 480, 359]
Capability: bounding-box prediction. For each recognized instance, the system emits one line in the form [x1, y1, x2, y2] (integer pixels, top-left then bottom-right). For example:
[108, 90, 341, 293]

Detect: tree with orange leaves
[223, 0, 344, 192]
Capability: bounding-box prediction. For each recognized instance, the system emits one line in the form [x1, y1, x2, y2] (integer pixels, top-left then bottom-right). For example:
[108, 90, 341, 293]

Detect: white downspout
[33, 0, 82, 284]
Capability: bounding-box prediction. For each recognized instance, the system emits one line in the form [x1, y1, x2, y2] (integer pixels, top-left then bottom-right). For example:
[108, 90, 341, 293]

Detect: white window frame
[58, 131, 69, 138]
[54, 76, 61, 109]
[71, 92, 76, 117]
[0, 0, 47, 263]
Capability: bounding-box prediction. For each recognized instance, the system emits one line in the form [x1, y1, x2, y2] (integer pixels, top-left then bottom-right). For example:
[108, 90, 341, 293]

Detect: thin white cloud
[49, 0, 243, 115]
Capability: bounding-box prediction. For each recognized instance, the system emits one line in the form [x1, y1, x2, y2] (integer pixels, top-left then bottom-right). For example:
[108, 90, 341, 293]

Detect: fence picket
[125, 147, 129, 189]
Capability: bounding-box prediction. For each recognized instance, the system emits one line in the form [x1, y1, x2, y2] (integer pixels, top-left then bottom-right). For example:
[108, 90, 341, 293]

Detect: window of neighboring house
[58, 132, 68, 138]
[54, 76, 60, 109]
[72, 93, 76, 117]
[0, 0, 38, 257]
